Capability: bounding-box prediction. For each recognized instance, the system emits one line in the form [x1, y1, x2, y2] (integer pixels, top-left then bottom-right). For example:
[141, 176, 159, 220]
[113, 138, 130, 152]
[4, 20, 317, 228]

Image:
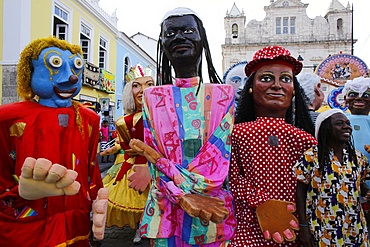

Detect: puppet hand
[129, 138, 163, 164]
[100, 145, 119, 156]
[364, 145, 370, 153]
[92, 188, 109, 240]
[179, 194, 229, 224]
[256, 199, 299, 244]
[127, 165, 151, 192]
[19, 157, 80, 200]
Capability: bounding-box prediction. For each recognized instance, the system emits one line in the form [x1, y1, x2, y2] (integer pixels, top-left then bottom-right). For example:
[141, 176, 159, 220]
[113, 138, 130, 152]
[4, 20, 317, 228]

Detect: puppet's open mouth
[53, 86, 77, 99]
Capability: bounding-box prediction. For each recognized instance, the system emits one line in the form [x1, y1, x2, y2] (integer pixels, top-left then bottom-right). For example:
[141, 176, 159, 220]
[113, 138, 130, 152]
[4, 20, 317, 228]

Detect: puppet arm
[129, 139, 229, 223]
[229, 128, 273, 208]
[100, 141, 120, 156]
[135, 109, 235, 194]
[130, 87, 234, 223]
[229, 152, 269, 208]
[229, 141, 298, 243]
[18, 157, 80, 200]
[92, 188, 108, 240]
[129, 117, 232, 223]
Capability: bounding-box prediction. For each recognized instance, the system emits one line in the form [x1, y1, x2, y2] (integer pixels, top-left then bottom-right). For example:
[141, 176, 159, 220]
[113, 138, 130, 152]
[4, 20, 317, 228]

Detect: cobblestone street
[98, 154, 150, 247]
[98, 226, 150, 247]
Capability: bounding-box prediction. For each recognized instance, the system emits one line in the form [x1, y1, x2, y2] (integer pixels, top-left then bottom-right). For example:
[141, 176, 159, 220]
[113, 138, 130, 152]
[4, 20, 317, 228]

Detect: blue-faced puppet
[223, 60, 248, 107]
[0, 37, 107, 246]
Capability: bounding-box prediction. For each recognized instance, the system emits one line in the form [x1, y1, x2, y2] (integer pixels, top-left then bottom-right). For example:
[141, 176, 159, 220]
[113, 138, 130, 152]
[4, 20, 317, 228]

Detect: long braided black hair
[156, 14, 222, 87]
[317, 117, 357, 174]
[235, 72, 315, 136]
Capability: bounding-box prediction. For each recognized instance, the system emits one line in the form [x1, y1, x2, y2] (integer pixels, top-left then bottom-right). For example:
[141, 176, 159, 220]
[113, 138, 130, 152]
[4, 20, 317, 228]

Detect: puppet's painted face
[345, 89, 370, 115]
[253, 63, 294, 118]
[223, 62, 248, 100]
[31, 47, 84, 108]
[132, 76, 155, 110]
[161, 15, 202, 65]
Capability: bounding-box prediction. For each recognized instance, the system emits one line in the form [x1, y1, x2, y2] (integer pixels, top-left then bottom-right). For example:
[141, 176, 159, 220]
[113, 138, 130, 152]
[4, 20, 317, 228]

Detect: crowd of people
[1, 5, 370, 247]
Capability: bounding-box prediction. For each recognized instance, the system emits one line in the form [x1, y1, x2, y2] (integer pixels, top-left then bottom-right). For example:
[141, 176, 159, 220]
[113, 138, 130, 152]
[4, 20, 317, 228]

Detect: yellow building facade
[1, 0, 118, 119]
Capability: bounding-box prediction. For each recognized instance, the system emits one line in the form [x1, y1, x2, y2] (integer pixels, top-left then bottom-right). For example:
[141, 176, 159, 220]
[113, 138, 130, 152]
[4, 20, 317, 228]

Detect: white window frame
[81, 23, 91, 38]
[276, 17, 296, 35]
[53, 3, 70, 41]
[283, 17, 289, 34]
[54, 5, 68, 22]
[290, 17, 296, 34]
[276, 17, 281, 34]
[81, 39, 90, 62]
[80, 22, 92, 62]
[56, 24, 67, 40]
[99, 36, 109, 69]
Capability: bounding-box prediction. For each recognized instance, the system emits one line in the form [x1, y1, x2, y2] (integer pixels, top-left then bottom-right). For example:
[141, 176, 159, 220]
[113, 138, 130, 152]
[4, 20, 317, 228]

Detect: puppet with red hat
[229, 45, 317, 246]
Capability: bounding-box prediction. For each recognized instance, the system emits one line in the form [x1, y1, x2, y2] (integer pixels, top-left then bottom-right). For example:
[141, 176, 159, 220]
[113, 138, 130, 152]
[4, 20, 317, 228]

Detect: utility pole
[351, 3, 354, 55]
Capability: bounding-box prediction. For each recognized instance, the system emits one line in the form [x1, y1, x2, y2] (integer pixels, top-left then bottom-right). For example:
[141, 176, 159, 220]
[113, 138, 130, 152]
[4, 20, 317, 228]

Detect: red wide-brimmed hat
[245, 46, 303, 76]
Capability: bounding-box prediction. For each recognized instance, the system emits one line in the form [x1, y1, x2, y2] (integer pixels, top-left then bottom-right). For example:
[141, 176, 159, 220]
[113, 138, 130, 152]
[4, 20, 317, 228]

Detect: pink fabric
[100, 126, 109, 142]
[139, 77, 236, 245]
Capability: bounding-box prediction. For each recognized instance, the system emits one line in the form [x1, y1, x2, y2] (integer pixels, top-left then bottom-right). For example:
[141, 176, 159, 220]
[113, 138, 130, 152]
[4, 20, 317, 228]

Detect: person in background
[109, 121, 116, 141]
[102, 64, 154, 244]
[294, 109, 370, 246]
[100, 119, 110, 163]
[128, 7, 236, 247]
[229, 45, 317, 246]
[297, 72, 325, 126]
[343, 76, 370, 233]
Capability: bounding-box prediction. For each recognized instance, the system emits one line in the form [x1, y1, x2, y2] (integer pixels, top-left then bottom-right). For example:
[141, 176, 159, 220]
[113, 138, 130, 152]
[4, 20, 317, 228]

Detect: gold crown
[125, 64, 152, 82]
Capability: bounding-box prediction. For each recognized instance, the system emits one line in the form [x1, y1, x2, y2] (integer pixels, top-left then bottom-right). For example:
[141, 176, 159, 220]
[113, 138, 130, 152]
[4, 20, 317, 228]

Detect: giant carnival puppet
[0, 37, 108, 246]
[128, 7, 236, 247]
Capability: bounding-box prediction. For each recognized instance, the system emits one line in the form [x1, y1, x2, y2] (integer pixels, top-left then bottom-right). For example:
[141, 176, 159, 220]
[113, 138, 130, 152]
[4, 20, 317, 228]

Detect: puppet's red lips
[53, 86, 77, 99]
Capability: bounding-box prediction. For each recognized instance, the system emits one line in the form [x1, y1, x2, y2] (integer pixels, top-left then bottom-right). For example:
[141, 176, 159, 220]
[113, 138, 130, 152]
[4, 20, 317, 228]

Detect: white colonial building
[222, 0, 356, 108]
[222, 0, 354, 73]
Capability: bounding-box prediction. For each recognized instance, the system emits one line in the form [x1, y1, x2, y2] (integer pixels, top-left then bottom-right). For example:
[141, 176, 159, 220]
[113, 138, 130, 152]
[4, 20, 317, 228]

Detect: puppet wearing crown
[0, 37, 108, 246]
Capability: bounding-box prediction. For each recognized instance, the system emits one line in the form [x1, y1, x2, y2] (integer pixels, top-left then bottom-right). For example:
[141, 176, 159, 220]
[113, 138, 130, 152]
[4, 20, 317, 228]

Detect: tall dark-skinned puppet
[0, 37, 107, 247]
[128, 7, 236, 247]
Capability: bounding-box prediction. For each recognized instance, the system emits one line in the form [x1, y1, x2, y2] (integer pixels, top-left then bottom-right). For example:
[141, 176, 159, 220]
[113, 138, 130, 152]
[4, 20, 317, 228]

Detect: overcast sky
[99, 0, 370, 75]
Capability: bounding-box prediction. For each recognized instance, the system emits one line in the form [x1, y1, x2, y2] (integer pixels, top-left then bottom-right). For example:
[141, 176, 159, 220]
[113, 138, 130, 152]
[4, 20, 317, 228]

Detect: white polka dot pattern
[244, 45, 303, 76]
[229, 117, 317, 246]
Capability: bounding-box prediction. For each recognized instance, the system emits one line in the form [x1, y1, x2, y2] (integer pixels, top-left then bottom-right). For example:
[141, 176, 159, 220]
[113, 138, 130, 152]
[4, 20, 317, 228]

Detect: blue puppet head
[31, 47, 84, 108]
[223, 61, 248, 106]
[17, 37, 84, 108]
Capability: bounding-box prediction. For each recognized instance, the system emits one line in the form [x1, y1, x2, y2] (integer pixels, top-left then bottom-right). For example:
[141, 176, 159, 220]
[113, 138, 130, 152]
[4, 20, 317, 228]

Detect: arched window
[123, 57, 130, 87]
[337, 18, 343, 36]
[232, 24, 238, 39]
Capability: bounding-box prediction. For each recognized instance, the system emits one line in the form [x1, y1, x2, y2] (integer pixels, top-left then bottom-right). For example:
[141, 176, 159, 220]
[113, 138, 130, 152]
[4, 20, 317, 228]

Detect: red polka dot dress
[229, 117, 317, 246]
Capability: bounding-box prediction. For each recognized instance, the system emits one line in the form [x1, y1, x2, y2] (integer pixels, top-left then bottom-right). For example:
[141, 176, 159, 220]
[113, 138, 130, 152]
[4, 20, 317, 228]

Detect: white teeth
[59, 93, 73, 98]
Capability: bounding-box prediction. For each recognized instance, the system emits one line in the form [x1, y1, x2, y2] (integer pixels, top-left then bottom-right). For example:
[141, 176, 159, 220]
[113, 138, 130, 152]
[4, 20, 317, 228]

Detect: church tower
[224, 3, 246, 45]
[325, 0, 352, 41]
[222, 3, 247, 70]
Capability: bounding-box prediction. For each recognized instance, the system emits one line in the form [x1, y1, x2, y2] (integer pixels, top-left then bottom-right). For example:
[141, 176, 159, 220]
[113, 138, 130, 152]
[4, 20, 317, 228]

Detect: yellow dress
[103, 112, 149, 229]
